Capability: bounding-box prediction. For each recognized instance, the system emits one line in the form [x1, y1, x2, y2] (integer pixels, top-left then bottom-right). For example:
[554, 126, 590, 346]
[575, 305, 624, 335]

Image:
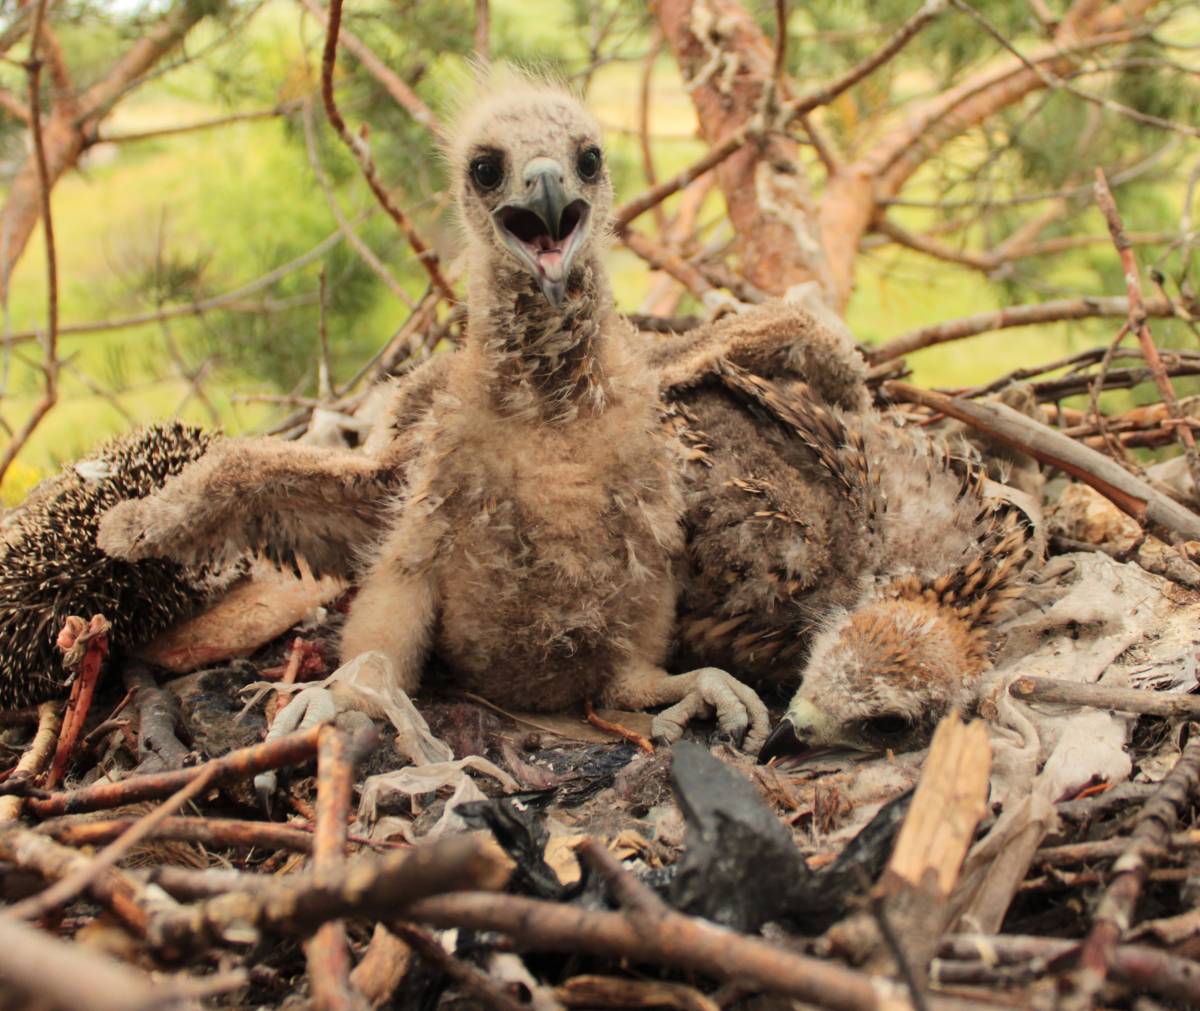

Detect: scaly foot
[651, 667, 770, 754]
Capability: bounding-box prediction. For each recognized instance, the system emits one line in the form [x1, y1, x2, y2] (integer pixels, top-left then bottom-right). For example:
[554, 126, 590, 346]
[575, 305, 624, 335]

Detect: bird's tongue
[536, 245, 566, 282]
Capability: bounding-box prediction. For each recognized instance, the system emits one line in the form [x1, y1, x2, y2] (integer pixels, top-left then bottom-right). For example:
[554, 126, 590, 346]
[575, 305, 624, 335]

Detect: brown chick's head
[758, 503, 1035, 764]
[760, 595, 989, 761]
[448, 73, 611, 309]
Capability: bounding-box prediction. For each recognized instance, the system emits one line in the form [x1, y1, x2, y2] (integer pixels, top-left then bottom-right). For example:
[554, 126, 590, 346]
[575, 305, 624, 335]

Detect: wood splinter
[829, 714, 991, 993]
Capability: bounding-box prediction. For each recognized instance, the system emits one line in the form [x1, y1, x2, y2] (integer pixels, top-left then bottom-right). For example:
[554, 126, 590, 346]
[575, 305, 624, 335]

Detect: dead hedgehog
[0, 423, 224, 708]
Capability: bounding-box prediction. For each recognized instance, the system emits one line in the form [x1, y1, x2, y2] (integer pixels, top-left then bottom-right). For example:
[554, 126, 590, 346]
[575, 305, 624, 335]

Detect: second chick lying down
[674, 360, 1037, 762]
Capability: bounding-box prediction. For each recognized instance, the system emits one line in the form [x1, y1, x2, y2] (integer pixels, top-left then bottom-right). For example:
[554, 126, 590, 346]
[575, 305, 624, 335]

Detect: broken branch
[883, 381, 1200, 542]
[1010, 675, 1200, 718]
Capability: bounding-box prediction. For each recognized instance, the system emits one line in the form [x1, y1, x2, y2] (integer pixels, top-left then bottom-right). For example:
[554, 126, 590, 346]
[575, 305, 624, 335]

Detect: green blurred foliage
[1, 0, 1198, 498]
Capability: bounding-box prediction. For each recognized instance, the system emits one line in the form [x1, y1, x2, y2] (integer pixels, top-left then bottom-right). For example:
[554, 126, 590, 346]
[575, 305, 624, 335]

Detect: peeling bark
[655, 0, 829, 301]
[658, 0, 1160, 314]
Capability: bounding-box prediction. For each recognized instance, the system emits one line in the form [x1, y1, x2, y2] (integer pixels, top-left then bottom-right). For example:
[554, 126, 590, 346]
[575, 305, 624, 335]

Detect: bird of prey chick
[646, 315, 1038, 762]
[98, 77, 769, 750]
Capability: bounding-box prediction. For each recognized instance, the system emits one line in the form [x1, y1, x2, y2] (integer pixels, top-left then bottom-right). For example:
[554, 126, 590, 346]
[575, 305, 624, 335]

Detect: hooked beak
[757, 717, 806, 765]
[756, 698, 844, 766]
[493, 157, 591, 308]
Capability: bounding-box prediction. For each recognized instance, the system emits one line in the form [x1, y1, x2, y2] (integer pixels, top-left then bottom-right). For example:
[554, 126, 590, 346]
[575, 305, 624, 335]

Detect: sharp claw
[254, 770, 278, 817]
[650, 713, 686, 745]
[651, 668, 767, 754]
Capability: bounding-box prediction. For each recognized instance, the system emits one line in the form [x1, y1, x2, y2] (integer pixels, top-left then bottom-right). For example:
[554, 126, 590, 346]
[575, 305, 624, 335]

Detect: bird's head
[448, 77, 610, 309]
[757, 594, 989, 764]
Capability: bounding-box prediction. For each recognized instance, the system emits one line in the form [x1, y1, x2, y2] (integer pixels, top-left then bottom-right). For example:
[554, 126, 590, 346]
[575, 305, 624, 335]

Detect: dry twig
[872, 296, 1185, 363]
[28, 722, 325, 818]
[390, 923, 528, 1011]
[1011, 675, 1200, 718]
[305, 726, 364, 1011]
[883, 382, 1200, 542]
[0, 825, 153, 934]
[938, 934, 1200, 1006]
[8, 764, 217, 922]
[1068, 732, 1200, 1005]
[38, 814, 318, 853]
[1094, 168, 1200, 489]
[149, 833, 511, 954]
[404, 839, 908, 1011]
[319, 0, 454, 301]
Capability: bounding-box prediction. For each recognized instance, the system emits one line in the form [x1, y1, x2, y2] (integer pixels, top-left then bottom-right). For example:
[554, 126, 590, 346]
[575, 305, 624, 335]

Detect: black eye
[866, 714, 910, 739]
[470, 153, 503, 192]
[577, 145, 602, 181]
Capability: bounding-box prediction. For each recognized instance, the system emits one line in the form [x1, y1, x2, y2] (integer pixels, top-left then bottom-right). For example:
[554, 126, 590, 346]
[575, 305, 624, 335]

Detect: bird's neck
[468, 255, 614, 424]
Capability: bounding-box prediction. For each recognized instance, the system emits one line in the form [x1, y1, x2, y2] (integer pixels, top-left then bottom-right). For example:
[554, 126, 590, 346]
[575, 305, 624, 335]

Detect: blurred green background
[1, 0, 1197, 501]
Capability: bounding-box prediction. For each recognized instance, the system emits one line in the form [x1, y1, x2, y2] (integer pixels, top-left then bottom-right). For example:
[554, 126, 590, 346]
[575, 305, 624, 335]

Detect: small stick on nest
[584, 700, 654, 754]
[46, 615, 111, 790]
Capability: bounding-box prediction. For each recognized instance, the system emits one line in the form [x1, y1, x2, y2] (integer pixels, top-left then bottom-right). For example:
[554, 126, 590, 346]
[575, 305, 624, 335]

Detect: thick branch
[0, 916, 175, 1011]
[0, 0, 219, 302]
[818, 1, 1157, 307]
[404, 891, 890, 1011]
[884, 382, 1200, 541]
[77, 1, 221, 123]
[655, 0, 828, 298]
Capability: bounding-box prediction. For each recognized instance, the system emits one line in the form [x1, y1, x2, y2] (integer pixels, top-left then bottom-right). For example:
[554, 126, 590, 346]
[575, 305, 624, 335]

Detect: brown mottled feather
[649, 322, 1037, 752]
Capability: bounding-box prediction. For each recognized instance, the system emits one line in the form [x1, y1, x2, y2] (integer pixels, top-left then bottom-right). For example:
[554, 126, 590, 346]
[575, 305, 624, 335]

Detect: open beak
[493, 157, 591, 308]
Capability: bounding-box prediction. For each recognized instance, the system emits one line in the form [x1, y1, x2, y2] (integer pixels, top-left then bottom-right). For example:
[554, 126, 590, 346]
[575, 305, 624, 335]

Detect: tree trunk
[655, 0, 830, 302]
[658, 0, 1160, 315]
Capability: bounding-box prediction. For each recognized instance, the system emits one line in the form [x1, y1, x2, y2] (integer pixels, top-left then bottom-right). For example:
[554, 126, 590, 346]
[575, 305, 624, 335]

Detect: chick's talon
[651, 667, 770, 754]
